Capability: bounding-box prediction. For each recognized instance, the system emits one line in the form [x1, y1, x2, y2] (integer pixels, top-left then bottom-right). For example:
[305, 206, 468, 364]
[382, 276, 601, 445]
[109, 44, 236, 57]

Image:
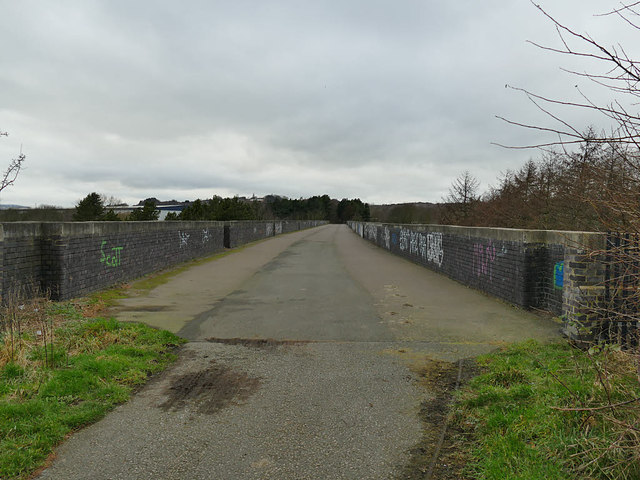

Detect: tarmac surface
[37, 224, 560, 479]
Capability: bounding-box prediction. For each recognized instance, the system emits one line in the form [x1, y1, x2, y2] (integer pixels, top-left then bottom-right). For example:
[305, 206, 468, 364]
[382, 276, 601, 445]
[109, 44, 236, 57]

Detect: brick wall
[224, 221, 274, 248]
[349, 221, 605, 336]
[0, 220, 327, 300]
[1, 223, 46, 298]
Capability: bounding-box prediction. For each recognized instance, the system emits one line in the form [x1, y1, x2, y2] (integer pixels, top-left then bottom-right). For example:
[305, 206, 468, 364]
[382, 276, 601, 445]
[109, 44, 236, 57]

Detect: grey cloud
[0, 0, 628, 207]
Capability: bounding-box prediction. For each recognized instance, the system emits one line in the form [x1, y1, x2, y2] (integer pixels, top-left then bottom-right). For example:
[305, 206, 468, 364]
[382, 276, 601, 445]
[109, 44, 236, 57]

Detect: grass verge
[0, 301, 185, 480]
[451, 340, 640, 480]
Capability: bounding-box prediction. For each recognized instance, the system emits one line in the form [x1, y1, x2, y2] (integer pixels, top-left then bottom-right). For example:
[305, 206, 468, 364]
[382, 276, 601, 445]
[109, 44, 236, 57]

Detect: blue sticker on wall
[554, 261, 564, 289]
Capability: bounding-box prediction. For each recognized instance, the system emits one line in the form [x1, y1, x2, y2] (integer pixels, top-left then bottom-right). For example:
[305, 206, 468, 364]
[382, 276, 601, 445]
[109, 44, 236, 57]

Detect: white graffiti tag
[399, 228, 410, 251]
[426, 233, 444, 267]
[384, 227, 391, 250]
[365, 224, 378, 242]
[178, 231, 190, 248]
[202, 229, 211, 245]
[419, 234, 427, 259]
[409, 231, 420, 256]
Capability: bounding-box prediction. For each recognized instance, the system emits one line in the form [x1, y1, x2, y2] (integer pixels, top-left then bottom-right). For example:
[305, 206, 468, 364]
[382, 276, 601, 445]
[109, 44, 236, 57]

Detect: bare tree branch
[0, 152, 26, 193]
[0, 131, 26, 194]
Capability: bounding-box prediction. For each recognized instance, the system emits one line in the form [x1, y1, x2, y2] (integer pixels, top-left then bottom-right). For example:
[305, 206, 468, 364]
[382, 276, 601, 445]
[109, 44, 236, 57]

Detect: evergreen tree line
[170, 194, 370, 223]
[72, 192, 371, 223]
[73, 193, 159, 221]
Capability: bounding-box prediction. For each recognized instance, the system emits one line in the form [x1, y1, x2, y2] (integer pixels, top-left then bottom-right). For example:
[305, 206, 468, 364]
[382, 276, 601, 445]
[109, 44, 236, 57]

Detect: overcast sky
[0, 1, 636, 207]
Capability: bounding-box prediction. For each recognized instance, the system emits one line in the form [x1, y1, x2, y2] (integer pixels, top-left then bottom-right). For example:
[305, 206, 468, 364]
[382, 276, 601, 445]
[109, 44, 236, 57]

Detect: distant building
[155, 203, 186, 220]
[109, 201, 187, 220]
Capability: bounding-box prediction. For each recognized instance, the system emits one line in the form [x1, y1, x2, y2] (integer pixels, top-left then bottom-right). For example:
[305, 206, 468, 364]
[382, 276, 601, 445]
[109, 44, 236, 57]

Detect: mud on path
[159, 358, 262, 416]
[206, 337, 312, 349]
[38, 340, 427, 480]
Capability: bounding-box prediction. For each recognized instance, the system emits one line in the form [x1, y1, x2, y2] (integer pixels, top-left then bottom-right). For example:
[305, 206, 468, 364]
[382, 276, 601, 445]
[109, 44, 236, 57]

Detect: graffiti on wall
[364, 224, 378, 242]
[426, 233, 444, 267]
[202, 229, 211, 245]
[100, 240, 123, 268]
[275, 222, 283, 235]
[397, 228, 444, 267]
[384, 227, 391, 249]
[409, 231, 419, 256]
[266, 223, 274, 237]
[179, 231, 190, 248]
[473, 240, 497, 280]
[399, 228, 410, 251]
[554, 261, 564, 289]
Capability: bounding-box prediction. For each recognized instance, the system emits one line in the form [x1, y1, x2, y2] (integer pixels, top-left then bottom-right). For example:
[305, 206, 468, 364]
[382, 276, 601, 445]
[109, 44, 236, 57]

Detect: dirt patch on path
[206, 337, 312, 350]
[159, 361, 261, 415]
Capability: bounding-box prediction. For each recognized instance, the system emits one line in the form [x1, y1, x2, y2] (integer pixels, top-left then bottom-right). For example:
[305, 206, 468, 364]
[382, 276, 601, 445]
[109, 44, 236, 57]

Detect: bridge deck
[38, 224, 559, 480]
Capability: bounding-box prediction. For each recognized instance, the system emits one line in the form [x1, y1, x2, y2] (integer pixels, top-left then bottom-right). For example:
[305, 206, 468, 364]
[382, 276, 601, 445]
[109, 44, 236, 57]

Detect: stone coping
[355, 222, 605, 249]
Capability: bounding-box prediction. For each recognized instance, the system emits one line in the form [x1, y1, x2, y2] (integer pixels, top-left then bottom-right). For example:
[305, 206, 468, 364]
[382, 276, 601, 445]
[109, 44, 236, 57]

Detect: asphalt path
[38, 224, 559, 479]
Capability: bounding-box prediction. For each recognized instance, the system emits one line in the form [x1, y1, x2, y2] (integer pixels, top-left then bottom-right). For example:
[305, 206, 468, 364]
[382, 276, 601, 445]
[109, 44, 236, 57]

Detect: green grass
[0, 309, 185, 479]
[453, 340, 640, 480]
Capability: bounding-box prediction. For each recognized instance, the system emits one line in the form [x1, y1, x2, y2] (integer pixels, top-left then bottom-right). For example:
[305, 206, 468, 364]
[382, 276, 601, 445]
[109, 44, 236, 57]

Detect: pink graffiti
[473, 241, 496, 280]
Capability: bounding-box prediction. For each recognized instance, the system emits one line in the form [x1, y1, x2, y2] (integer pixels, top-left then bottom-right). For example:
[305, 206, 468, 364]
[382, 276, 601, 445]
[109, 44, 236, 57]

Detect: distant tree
[104, 195, 125, 207]
[0, 207, 66, 222]
[128, 200, 159, 221]
[102, 209, 121, 221]
[441, 170, 480, 225]
[362, 203, 371, 221]
[370, 203, 436, 224]
[138, 197, 160, 206]
[336, 198, 369, 223]
[446, 170, 480, 205]
[178, 199, 208, 220]
[214, 196, 256, 221]
[73, 192, 105, 221]
[176, 193, 339, 222]
[176, 196, 258, 221]
[387, 204, 417, 224]
[72, 193, 121, 221]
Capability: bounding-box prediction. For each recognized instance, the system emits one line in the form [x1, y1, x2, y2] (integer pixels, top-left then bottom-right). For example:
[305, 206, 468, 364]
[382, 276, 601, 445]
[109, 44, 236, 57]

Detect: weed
[1, 363, 24, 380]
[453, 340, 640, 479]
[0, 292, 185, 480]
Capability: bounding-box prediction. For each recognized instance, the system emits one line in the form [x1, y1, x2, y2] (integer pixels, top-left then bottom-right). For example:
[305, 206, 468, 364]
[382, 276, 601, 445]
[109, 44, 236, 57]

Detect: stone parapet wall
[1, 220, 327, 300]
[224, 221, 278, 248]
[348, 221, 606, 335]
